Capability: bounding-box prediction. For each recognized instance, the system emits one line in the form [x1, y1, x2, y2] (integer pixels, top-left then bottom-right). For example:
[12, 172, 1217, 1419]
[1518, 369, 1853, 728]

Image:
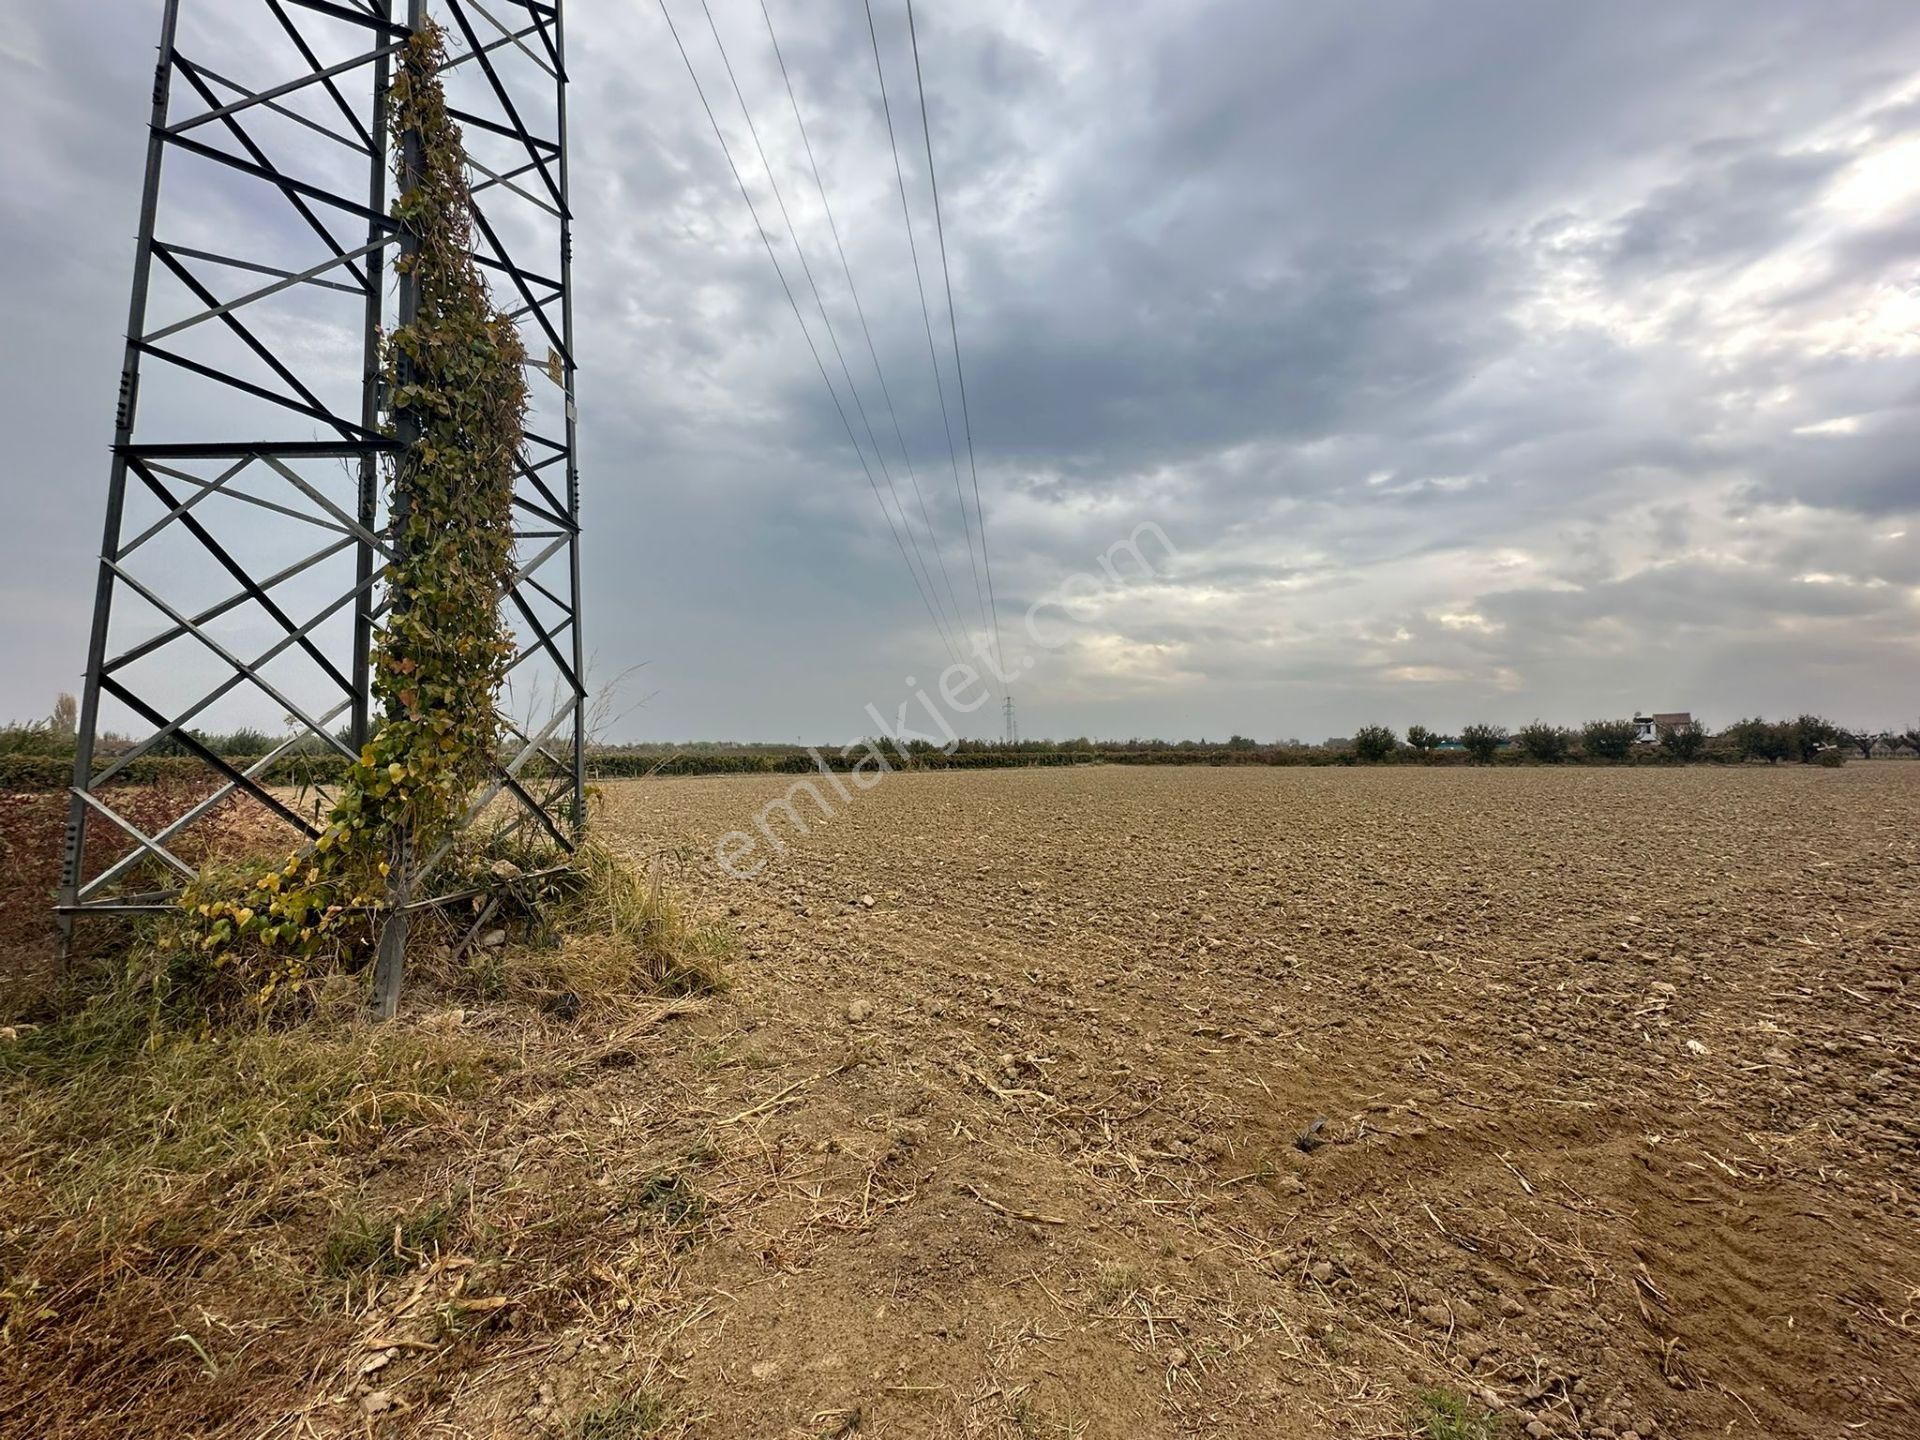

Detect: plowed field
[582, 763, 1919, 1438]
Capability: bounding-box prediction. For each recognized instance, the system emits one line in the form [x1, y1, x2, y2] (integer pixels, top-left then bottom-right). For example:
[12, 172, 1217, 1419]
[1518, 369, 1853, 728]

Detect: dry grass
[0, 986, 489, 1267]
[0, 832, 731, 1438]
[0, 982, 494, 1430]
[470, 840, 732, 1007]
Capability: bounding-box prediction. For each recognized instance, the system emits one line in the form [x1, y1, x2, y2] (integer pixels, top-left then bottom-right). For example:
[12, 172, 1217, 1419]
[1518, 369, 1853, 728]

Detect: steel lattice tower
[59, 0, 584, 982]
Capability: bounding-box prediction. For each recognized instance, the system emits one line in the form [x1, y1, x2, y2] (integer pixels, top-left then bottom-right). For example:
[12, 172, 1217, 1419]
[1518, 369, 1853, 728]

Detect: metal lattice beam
[60, 0, 584, 975]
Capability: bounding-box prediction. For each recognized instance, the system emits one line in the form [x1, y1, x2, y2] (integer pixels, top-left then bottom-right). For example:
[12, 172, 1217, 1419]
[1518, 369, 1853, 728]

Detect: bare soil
[549, 764, 1920, 1439]
[8, 764, 1919, 1439]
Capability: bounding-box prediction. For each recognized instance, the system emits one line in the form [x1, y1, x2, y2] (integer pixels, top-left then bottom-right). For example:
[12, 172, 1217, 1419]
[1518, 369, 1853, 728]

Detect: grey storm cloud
[2, 0, 1918, 744]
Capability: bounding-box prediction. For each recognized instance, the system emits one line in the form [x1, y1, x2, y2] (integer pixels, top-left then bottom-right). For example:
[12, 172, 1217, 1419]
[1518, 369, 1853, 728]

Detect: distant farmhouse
[1633, 711, 1692, 745]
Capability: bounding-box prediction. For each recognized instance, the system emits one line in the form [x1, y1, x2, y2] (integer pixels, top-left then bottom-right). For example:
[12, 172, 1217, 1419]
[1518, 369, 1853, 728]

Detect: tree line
[8, 691, 1917, 788]
[1347, 715, 1917, 765]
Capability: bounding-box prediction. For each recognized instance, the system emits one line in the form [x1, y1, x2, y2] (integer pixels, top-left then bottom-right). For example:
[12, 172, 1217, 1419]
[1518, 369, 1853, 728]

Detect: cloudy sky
[4, 0, 1918, 744]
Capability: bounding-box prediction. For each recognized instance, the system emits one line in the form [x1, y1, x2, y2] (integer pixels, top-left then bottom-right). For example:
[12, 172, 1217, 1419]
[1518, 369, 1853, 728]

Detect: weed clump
[1093, 1262, 1142, 1306]
[635, 1171, 705, 1228]
[320, 1189, 466, 1278]
[472, 841, 732, 1008]
[570, 1390, 684, 1439]
[1411, 1389, 1494, 1440]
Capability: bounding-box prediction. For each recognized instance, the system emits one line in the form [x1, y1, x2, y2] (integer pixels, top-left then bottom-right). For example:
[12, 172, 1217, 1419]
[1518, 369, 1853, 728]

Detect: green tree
[1581, 718, 1636, 762]
[1406, 724, 1442, 757]
[1723, 717, 1788, 763]
[1352, 724, 1397, 763]
[1787, 714, 1839, 764]
[1460, 722, 1506, 765]
[1761, 722, 1793, 763]
[1659, 719, 1707, 762]
[206, 726, 273, 756]
[1516, 721, 1571, 764]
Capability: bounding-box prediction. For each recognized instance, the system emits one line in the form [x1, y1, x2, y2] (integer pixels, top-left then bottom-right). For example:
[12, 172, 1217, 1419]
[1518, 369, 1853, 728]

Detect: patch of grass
[0, 834, 737, 1429]
[635, 1171, 707, 1230]
[1007, 1392, 1077, 1439]
[570, 1389, 682, 1439]
[462, 942, 508, 1001]
[1314, 1322, 1353, 1357]
[1411, 1389, 1495, 1440]
[1093, 1262, 1141, 1306]
[320, 1189, 466, 1278]
[689, 1036, 767, 1072]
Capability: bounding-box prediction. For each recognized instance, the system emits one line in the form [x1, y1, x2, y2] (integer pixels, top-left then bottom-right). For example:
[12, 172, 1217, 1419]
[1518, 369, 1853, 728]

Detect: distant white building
[1633, 711, 1692, 744]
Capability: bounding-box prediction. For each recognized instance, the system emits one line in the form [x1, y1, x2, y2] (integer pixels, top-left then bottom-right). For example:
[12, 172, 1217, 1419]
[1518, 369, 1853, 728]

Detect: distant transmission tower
[1003, 694, 1018, 745]
[59, 0, 584, 968]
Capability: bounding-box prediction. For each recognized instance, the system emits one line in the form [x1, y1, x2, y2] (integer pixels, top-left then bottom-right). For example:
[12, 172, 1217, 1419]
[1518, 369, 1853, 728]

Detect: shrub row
[13, 725, 1890, 792]
[2, 748, 1113, 791]
[0, 754, 353, 793]
[579, 748, 1099, 778]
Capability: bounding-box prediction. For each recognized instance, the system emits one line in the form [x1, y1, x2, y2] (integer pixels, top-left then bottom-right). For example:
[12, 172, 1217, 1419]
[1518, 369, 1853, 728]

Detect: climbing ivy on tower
[175, 22, 526, 990]
[357, 18, 526, 850]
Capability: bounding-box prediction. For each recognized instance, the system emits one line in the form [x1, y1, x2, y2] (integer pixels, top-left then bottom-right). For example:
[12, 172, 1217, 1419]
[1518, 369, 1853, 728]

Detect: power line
[863, 0, 995, 684]
[758, 0, 969, 650]
[656, 0, 961, 668]
[907, 0, 1006, 680]
[696, 0, 965, 662]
